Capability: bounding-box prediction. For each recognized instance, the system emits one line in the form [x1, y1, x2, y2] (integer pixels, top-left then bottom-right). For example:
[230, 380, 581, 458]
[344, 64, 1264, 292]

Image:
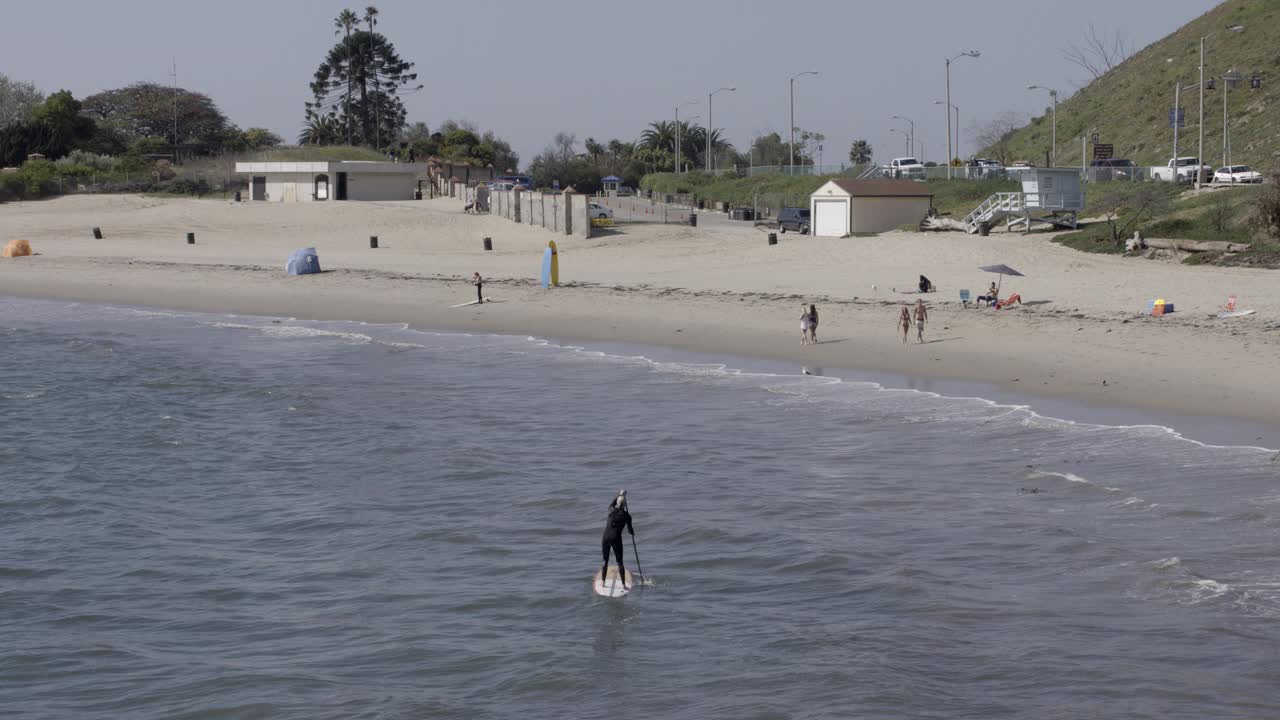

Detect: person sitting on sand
[918, 275, 934, 294]
[899, 307, 912, 344]
[978, 282, 998, 308]
[808, 304, 819, 344]
[914, 299, 928, 343]
[601, 490, 635, 589]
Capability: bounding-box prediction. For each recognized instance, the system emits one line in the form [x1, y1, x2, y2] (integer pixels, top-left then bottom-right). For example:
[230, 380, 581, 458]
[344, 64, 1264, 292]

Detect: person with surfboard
[601, 490, 635, 590]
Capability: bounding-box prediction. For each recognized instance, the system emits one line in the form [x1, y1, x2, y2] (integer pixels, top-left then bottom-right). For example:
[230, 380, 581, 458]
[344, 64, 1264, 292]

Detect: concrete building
[809, 179, 934, 237]
[235, 161, 422, 202]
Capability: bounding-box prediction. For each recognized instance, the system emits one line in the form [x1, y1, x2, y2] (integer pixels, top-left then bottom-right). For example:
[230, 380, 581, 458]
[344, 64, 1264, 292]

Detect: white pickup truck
[886, 157, 926, 180]
[1151, 157, 1211, 183]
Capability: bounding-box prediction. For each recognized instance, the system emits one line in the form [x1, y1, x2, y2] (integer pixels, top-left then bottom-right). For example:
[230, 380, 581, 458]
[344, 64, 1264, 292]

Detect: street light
[891, 115, 915, 160]
[674, 100, 698, 174]
[933, 100, 959, 163]
[789, 71, 818, 174]
[708, 87, 735, 172]
[945, 50, 980, 178]
[1027, 85, 1058, 166]
[1198, 24, 1244, 188]
[889, 128, 909, 156]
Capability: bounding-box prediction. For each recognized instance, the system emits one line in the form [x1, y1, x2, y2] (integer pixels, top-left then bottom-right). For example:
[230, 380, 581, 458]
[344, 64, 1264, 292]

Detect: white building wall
[346, 173, 415, 201]
[849, 197, 932, 233]
[264, 173, 323, 203]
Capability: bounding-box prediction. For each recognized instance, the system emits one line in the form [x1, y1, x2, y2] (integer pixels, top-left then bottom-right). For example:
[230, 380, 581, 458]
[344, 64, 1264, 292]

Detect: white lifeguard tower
[962, 167, 1083, 234]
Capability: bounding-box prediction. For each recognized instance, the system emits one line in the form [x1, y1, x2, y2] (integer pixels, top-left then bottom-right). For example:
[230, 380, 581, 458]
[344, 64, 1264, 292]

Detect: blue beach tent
[285, 247, 321, 275]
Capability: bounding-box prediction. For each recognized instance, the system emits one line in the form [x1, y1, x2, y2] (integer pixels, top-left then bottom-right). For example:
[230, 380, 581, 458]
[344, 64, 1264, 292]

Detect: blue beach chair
[959, 289, 971, 308]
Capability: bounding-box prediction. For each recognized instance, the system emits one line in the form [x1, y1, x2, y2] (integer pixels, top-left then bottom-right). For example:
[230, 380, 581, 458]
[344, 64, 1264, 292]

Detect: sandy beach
[2, 193, 1278, 429]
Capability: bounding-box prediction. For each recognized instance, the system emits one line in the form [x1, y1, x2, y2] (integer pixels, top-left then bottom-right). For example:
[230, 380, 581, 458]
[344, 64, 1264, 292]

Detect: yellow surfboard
[548, 240, 559, 286]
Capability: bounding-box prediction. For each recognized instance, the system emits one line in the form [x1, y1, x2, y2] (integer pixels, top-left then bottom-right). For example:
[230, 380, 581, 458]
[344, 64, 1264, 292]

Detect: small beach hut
[809, 179, 934, 237]
[285, 247, 321, 275]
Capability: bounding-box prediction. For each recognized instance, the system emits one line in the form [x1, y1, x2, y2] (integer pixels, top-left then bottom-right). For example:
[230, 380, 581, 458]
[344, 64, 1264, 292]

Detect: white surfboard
[450, 300, 483, 308]
[592, 567, 634, 598]
[1217, 309, 1255, 318]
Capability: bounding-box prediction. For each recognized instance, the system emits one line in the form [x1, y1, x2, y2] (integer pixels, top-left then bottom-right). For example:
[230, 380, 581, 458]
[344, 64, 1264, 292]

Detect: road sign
[1251, 74, 1262, 90]
[1168, 108, 1185, 128]
[1092, 144, 1115, 161]
[1091, 133, 1100, 145]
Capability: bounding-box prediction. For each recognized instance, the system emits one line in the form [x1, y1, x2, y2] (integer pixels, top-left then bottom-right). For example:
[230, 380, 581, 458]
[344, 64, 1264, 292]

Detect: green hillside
[992, 0, 1280, 171]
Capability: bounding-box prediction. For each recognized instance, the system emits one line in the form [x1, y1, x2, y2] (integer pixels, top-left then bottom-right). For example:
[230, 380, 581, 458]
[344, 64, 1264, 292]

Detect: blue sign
[1168, 108, 1185, 128]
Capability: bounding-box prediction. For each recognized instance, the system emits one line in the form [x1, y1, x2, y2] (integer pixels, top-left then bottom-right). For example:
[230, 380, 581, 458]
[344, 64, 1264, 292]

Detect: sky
[1, 0, 1219, 167]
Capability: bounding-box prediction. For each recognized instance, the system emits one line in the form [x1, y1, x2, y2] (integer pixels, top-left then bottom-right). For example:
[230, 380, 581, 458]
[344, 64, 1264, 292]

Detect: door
[315, 174, 329, 201]
[813, 199, 848, 237]
[251, 176, 266, 201]
[336, 172, 348, 200]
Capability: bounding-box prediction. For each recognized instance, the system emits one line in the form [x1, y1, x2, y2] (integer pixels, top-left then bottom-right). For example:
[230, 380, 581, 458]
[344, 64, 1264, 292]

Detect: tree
[239, 128, 282, 149]
[402, 121, 430, 143]
[306, 7, 419, 149]
[848, 139, 873, 165]
[334, 9, 360, 144]
[0, 73, 45, 126]
[0, 91, 96, 165]
[527, 131, 604, 192]
[481, 130, 519, 172]
[298, 116, 342, 145]
[748, 132, 800, 166]
[82, 83, 234, 145]
[585, 137, 604, 163]
[970, 112, 1026, 165]
[1063, 23, 1131, 81]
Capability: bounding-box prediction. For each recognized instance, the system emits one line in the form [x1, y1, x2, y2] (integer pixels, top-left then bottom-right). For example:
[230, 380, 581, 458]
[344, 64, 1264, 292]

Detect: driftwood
[921, 217, 968, 232]
[1143, 238, 1251, 253]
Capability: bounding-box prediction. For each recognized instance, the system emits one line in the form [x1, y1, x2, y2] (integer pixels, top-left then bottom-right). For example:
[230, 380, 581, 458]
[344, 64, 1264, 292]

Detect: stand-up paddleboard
[541, 248, 552, 288]
[1217, 309, 1255, 318]
[592, 567, 633, 598]
[450, 300, 482, 308]
[548, 240, 559, 286]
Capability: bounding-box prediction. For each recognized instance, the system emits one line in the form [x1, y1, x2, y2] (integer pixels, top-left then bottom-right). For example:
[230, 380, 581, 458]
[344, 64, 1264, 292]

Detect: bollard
[768, 233, 778, 246]
[370, 236, 379, 249]
[92, 227, 103, 239]
[186, 232, 195, 244]
[483, 237, 493, 251]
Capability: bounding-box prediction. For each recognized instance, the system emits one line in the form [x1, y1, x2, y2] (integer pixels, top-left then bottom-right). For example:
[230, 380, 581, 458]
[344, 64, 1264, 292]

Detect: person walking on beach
[899, 307, 912, 344]
[601, 490, 635, 589]
[800, 305, 812, 345]
[472, 272, 484, 304]
[808, 304, 819, 344]
[914, 299, 928, 343]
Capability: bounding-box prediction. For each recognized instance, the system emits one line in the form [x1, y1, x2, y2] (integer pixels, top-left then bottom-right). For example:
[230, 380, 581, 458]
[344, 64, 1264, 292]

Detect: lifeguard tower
[962, 167, 1083, 234]
[602, 175, 622, 197]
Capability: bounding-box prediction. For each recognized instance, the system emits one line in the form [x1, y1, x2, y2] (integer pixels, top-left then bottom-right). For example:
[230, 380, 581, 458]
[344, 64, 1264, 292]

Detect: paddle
[630, 532, 645, 584]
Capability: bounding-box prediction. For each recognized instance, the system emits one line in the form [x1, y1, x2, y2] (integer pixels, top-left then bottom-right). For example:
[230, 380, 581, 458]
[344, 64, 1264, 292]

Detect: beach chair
[959, 289, 971, 308]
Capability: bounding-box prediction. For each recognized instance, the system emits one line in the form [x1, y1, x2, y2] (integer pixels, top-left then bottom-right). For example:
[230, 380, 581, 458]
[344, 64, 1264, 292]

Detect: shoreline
[3, 193, 1278, 441]
[4, 256, 1279, 448]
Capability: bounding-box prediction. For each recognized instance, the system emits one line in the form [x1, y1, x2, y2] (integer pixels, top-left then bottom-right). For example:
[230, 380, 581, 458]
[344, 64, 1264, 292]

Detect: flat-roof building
[234, 161, 421, 202]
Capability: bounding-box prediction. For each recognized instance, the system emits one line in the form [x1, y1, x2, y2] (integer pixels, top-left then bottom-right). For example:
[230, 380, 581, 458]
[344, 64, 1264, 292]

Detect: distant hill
[986, 0, 1280, 171]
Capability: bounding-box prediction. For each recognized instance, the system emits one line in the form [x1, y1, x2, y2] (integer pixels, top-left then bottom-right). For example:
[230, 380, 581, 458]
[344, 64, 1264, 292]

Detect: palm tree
[640, 121, 676, 169]
[363, 6, 382, 147]
[584, 137, 604, 164]
[848, 139, 872, 165]
[298, 115, 341, 145]
[334, 9, 359, 145]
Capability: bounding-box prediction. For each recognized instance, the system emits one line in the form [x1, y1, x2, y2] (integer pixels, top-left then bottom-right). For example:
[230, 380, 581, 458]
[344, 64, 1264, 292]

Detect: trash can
[768, 233, 778, 246]
[697, 199, 705, 210]
[414, 189, 423, 200]
[688, 213, 697, 228]
[233, 191, 241, 203]
[483, 237, 493, 251]
[978, 222, 991, 237]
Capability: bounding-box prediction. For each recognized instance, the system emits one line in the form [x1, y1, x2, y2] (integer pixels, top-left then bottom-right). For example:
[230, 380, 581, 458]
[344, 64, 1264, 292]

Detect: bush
[18, 159, 58, 197]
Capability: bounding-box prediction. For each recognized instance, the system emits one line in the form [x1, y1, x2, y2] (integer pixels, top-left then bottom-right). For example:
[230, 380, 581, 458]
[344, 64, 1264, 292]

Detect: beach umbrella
[978, 264, 1024, 295]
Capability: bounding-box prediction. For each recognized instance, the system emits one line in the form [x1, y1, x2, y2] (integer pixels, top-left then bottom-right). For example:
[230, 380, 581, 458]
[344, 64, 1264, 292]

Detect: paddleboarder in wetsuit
[601, 490, 634, 588]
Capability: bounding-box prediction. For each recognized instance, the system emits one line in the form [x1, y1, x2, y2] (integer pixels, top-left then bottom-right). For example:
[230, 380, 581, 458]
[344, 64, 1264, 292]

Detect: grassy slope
[241, 146, 388, 162]
[993, 0, 1280, 171]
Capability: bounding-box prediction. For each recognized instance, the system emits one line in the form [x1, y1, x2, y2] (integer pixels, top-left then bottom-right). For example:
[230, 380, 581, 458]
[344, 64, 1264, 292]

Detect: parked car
[1090, 158, 1144, 180]
[1151, 157, 1210, 183]
[616, 186, 634, 196]
[588, 202, 614, 219]
[487, 181, 515, 191]
[886, 157, 926, 180]
[966, 158, 1006, 179]
[777, 207, 810, 234]
[1214, 164, 1263, 184]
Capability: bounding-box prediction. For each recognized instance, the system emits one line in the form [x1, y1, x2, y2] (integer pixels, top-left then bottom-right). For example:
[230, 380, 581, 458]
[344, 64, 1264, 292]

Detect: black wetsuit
[600, 504, 634, 586]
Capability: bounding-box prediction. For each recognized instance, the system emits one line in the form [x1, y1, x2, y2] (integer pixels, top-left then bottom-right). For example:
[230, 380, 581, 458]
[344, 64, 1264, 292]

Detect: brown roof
[823, 178, 932, 197]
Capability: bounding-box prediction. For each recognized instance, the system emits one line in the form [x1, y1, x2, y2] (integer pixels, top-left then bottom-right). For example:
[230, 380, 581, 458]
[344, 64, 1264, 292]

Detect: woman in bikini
[899, 306, 912, 344]
[800, 305, 812, 345]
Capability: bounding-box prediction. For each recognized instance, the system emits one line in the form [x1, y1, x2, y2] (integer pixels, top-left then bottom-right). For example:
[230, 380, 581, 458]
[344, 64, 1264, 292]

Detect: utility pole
[789, 71, 818, 174]
[1198, 25, 1245, 188]
[1173, 79, 1181, 163]
[1027, 86, 1057, 166]
[170, 58, 179, 156]
[891, 115, 915, 158]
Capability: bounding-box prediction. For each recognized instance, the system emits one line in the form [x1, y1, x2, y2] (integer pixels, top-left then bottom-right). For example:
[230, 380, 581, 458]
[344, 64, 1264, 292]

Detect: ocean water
[2, 296, 1278, 719]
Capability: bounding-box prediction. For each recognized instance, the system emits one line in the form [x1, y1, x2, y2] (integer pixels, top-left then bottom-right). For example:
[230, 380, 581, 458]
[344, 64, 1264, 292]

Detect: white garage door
[813, 199, 849, 237]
